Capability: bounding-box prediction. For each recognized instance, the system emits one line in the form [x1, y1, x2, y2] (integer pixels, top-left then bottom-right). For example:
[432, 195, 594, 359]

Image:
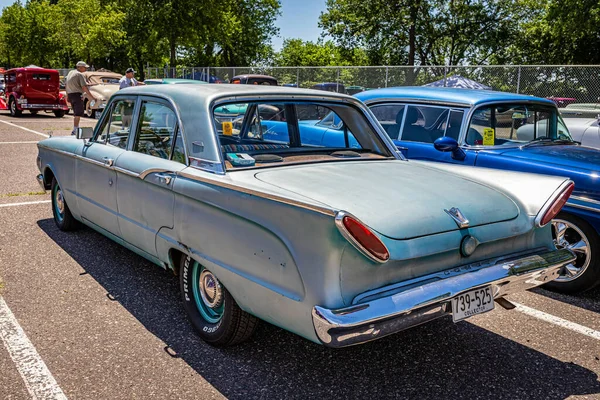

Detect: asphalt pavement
[0, 111, 599, 399]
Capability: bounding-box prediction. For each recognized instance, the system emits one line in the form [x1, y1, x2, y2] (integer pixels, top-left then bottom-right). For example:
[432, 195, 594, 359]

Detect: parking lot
[0, 111, 600, 399]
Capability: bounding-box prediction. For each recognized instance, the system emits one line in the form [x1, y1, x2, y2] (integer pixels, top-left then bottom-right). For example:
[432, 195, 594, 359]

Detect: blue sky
[0, 0, 326, 50]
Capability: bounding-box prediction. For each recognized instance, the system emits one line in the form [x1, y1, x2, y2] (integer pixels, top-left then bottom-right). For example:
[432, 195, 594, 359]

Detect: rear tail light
[336, 212, 390, 263]
[537, 181, 574, 227]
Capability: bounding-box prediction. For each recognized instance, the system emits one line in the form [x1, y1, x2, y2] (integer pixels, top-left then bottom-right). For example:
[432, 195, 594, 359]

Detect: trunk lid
[254, 160, 519, 240]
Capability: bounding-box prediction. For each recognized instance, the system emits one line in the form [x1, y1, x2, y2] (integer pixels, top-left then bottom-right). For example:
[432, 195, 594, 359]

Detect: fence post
[296, 68, 300, 87]
[336, 68, 340, 92]
[385, 66, 389, 88]
[516, 65, 522, 94]
[443, 65, 448, 87]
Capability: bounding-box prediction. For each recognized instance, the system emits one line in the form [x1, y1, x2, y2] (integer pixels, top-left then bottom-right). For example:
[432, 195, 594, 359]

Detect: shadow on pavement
[39, 219, 600, 400]
[531, 286, 600, 314]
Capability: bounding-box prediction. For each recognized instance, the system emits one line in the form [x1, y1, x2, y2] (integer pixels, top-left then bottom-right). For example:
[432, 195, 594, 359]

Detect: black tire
[51, 177, 80, 231]
[545, 212, 600, 294]
[9, 98, 22, 117]
[29, 110, 38, 115]
[180, 255, 258, 346]
[53, 110, 65, 118]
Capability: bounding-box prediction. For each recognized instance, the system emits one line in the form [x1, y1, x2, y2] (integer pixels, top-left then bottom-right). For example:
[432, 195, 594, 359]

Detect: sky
[0, 0, 327, 50]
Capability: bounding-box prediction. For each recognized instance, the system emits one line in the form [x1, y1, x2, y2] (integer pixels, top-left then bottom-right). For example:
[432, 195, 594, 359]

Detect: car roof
[6, 67, 58, 74]
[232, 74, 277, 80]
[146, 78, 207, 84]
[355, 86, 556, 107]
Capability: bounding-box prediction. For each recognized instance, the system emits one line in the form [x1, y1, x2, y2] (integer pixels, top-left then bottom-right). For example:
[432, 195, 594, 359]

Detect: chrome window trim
[334, 210, 389, 264]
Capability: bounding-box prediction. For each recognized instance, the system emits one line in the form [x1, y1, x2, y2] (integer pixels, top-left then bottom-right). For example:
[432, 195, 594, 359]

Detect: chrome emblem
[444, 207, 470, 229]
[460, 235, 479, 257]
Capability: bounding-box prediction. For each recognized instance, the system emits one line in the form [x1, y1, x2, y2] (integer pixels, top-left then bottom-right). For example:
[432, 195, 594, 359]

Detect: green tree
[274, 38, 368, 66]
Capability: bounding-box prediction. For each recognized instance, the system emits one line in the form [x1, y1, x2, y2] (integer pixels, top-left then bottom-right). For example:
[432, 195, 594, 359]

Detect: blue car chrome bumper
[312, 248, 575, 348]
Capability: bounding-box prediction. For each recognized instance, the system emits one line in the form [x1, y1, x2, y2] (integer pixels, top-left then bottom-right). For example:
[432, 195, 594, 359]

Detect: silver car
[36, 84, 575, 347]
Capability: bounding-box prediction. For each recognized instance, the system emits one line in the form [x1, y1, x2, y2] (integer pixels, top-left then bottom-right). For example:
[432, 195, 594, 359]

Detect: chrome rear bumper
[312, 248, 575, 348]
[36, 174, 46, 192]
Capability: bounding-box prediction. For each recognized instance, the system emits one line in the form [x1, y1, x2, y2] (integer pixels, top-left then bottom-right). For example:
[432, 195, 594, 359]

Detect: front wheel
[51, 177, 80, 231]
[9, 98, 22, 117]
[53, 110, 65, 118]
[180, 255, 258, 346]
[545, 212, 600, 293]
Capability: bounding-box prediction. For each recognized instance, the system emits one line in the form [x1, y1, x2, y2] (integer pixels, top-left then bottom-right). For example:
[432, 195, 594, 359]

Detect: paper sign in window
[222, 121, 233, 136]
[483, 128, 495, 146]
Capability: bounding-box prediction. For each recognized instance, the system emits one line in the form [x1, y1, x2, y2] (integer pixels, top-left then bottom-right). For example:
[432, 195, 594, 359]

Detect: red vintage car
[4, 67, 68, 117]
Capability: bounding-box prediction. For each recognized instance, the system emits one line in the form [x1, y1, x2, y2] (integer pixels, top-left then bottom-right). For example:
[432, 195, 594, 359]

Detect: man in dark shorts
[65, 61, 96, 135]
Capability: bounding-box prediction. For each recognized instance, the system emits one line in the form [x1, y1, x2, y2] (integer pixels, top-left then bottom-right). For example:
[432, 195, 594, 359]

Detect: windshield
[466, 103, 573, 146]
[212, 101, 393, 169]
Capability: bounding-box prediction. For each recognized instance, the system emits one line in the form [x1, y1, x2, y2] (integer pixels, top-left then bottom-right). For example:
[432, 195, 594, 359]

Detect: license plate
[451, 286, 494, 322]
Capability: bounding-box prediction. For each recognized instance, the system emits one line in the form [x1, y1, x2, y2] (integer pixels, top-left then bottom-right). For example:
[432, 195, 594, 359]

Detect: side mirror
[434, 136, 466, 161]
[77, 127, 94, 140]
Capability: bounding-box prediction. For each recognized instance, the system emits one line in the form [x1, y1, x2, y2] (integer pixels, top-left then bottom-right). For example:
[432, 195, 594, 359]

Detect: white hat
[76, 61, 89, 68]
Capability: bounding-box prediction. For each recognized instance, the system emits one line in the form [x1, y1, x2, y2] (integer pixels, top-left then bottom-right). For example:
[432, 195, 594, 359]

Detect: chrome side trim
[535, 180, 575, 227]
[363, 98, 472, 108]
[565, 201, 600, 214]
[177, 170, 336, 216]
[334, 211, 389, 263]
[312, 248, 575, 347]
[570, 195, 600, 206]
[138, 167, 174, 180]
[113, 166, 138, 177]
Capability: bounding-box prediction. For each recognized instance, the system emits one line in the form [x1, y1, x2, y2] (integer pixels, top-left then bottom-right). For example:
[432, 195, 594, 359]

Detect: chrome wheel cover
[552, 219, 591, 282]
[56, 188, 65, 215]
[199, 269, 223, 310]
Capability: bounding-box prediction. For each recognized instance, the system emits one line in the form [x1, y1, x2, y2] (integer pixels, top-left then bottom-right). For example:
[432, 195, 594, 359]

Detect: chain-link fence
[145, 65, 600, 105]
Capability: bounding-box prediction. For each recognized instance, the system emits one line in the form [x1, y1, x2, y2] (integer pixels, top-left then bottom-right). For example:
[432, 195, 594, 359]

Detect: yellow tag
[483, 128, 495, 146]
[222, 121, 233, 136]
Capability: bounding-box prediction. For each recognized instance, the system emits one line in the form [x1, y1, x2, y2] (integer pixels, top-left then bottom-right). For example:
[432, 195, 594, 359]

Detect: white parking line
[514, 302, 600, 341]
[0, 296, 68, 400]
[0, 119, 49, 138]
[0, 200, 51, 208]
[0, 141, 39, 144]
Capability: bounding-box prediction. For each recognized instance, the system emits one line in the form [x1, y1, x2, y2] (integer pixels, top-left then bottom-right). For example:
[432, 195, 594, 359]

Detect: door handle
[155, 173, 173, 185]
[102, 157, 114, 167]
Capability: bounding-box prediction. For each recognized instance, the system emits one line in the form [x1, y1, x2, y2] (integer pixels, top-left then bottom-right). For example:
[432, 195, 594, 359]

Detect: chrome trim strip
[534, 180, 574, 227]
[334, 211, 389, 263]
[565, 202, 600, 214]
[363, 97, 472, 108]
[312, 248, 575, 348]
[113, 166, 138, 177]
[177, 170, 336, 216]
[138, 167, 174, 180]
[570, 195, 600, 206]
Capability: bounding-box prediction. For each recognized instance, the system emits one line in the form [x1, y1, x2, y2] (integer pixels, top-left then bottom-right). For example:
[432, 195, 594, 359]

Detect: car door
[369, 103, 477, 165]
[114, 97, 187, 257]
[76, 97, 137, 236]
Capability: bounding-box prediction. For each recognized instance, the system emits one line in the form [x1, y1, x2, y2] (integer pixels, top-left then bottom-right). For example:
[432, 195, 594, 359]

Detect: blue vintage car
[356, 86, 600, 293]
[36, 84, 575, 347]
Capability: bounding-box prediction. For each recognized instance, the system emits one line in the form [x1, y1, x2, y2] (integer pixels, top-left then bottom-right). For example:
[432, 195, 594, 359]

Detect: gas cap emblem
[460, 235, 479, 257]
[444, 207, 469, 229]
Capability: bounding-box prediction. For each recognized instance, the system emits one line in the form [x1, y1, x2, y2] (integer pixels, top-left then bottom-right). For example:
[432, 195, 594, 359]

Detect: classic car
[547, 97, 577, 108]
[144, 78, 207, 85]
[36, 84, 576, 348]
[82, 70, 123, 118]
[356, 86, 600, 293]
[311, 82, 347, 94]
[562, 117, 600, 149]
[4, 67, 68, 117]
[186, 71, 224, 83]
[230, 74, 278, 85]
[560, 102, 600, 118]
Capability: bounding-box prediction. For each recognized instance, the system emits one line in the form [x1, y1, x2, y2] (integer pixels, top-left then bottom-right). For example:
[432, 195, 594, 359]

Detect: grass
[2, 191, 47, 198]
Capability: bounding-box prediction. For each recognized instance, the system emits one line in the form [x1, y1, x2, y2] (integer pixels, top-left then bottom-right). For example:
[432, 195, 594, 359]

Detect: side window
[248, 103, 289, 143]
[94, 99, 135, 149]
[298, 107, 361, 148]
[400, 105, 451, 143]
[445, 110, 464, 140]
[133, 101, 181, 161]
[369, 104, 405, 139]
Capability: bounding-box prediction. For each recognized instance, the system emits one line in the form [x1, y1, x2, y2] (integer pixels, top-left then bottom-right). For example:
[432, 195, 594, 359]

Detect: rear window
[32, 74, 52, 81]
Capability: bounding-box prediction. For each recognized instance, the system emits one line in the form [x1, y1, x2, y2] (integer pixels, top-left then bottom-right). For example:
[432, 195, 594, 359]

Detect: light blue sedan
[36, 84, 575, 347]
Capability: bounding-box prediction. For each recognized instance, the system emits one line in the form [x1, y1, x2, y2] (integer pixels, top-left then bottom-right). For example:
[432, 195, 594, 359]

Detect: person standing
[65, 61, 96, 135]
[119, 68, 145, 89]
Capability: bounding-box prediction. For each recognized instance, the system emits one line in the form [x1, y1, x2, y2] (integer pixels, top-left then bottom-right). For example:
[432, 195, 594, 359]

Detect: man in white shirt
[119, 68, 145, 89]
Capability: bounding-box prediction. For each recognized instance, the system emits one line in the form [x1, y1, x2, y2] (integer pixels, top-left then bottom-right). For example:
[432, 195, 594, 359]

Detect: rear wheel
[51, 177, 80, 231]
[53, 110, 65, 118]
[545, 212, 600, 293]
[180, 255, 258, 346]
[9, 98, 22, 117]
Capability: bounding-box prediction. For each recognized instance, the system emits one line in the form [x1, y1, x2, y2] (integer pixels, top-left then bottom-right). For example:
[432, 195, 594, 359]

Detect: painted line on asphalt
[0, 141, 39, 144]
[514, 302, 600, 341]
[0, 296, 68, 400]
[0, 119, 49, 138]
[0, 200, 51, 208]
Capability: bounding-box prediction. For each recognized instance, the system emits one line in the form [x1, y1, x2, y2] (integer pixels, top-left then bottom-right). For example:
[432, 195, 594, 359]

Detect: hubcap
[191, 262, 224, 323]
[552, 219, 591, 282]
[53, 185, 65, 222]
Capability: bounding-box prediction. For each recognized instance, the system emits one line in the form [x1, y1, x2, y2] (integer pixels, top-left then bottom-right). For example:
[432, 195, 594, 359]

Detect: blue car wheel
[180, 255, 258, 346]
[51, 177, 79, 231]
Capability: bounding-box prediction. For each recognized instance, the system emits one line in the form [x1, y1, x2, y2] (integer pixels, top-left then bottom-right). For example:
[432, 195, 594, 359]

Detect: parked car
[311, 82, 346, 93]
[560, 102, 600, 118]
[144, 78, 207, 85]
[230, 74, 278, 85]
[185, 71, 224, 83]
[82, 70, 123, 118]
[547, 97, 577, 108]
[356, 86, 600, 293]
[346, 85, 366, 95]
[36, 84, 575, 348]
[4, 67, 68, 117]
[562, 117, 600, 150]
